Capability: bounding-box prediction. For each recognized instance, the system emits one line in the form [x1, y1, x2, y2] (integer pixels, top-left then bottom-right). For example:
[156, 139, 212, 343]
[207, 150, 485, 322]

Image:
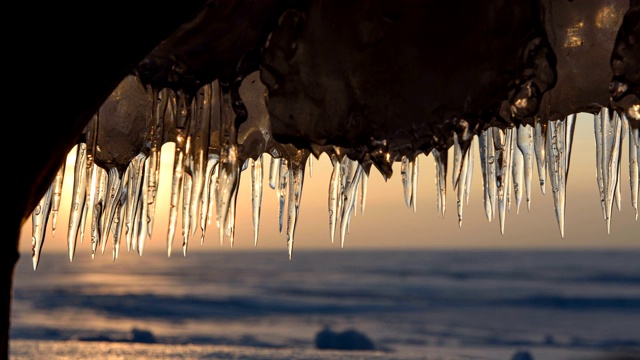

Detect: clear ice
[28, 73, 640, 267]
[594, 108, 624, 233]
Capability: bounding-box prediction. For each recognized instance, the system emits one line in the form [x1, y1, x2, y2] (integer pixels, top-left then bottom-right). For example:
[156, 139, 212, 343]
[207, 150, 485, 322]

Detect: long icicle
[216, 83, 241, 247]
[136, 157, 151, 255]
[452, 133, 463, 190]
[595, 108, 624, 233]
[100, 167, 123, 255]
[517, 124, 534, 211]
[67, 143, 88, 262]
[606, 111, 623, 233]
[628, 114, 639, 220]
[512, 139, 524, 215]
[534, 117, 547, 195]
[340, 162, 363, 248]
[616, 119, 627, 212]
[50, 163, 66, 236]
[479, 129, 493, 221]
[496, 128, 514, 235]
[411, 157, 419, 212]
[277, 158, 289, 233]
[251, 154, 264, 246]
[595, 109, 607, 219]
[456, 144, 470, 228]
[546, 117, 575, 238]
[201, 154, 219, 244]
[124, 153, 146, 252]
[181, 169, 193, 255]
[464, 140, 474, 206]
[91, 168, 108, 259]
[167, 91, 190, 257]
[286, 153, 307, 259]
[328, 154, 340, 243]
[432, 148, 447, 218]
[401, 156, 412, 209]
[112, 177, 129, 261]
[185, 83, 212, 254]
[78, 163, 96, 246]
[32, 183, 54, 270]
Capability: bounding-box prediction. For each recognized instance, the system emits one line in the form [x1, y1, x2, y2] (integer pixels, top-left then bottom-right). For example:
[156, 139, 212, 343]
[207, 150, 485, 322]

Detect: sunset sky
[18, 112, 639, 259]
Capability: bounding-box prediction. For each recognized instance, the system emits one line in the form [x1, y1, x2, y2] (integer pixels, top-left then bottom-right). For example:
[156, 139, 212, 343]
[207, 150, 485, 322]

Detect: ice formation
[30, 72, 639, 270]
[25, 0, 640, 271]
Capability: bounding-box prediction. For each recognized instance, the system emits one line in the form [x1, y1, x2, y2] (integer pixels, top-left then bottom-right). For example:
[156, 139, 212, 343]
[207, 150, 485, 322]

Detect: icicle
[112, 186, 127, 261]
[411, 157, 418, 212]
[606, 110, 621, 232]
[452, 133, 463, 190]
[495, 127, 514, 235]
[342, 160, 359, 224]
[167, 146, 184, 256]
[131, 178, 143, 254]
[431, 148, 447, 218]
[464, 141, 474, 206]
[338, 156, 351, 223]
[456, 144, 470, 228]
[565, 114, 577, 180]
[186, 83, 212, 251]
[251, 154, 264, 246]
[144, 88, 169, 243]
[100, 167, 123, 255]
[546, 120, 564, 237]
[546, 118, 574, 238]
[166, 92, 192, 255]
[340, 163, 363, 248]
[456, 138, 474, 228]
[401, 156, 412, 208]
[328, 154, 340, 243]
[517, 124, 534, 211]
[269, 156, 281, 189]
[628, 115, 639, 220]
[616, 119, 628, 212]
[360, 169, 369, 215]
[50, 163, 65, 236]
[216, 82, 241, 247]
[90, 168, 108, 259]
[222, 173, 240, 248]
[595, 109, 623, 233]
[478, 130, 494, 221]
[595, 110, 606, 219]
[353, 172, 359, 218]
[217, 146, 240, 246]
[512, 141, 524, 214]
[77, 164, 93, 246]
[287, 155, 307, 259]
[534, 118, 547, 195]
[277, 158, 289, 233]
[203, 156, 219, 241]
[143, 137, 163, 243]
[125, 153, 146, 252]
[136, 157, 151, 256]
[31, 184, 53, 270]
[67, 143, 88, 262]
[487, 130, 497, 222]
[308, 155, 313, 177]
[616, 155, 623, 212]
[181, 171, 193, 255]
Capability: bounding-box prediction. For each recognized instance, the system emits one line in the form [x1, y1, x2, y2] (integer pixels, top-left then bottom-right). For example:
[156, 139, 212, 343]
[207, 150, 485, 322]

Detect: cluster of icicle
[30, 79, 639, 270]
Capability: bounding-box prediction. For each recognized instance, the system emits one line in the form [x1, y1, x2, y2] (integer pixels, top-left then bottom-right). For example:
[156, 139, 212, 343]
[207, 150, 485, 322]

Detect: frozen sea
[9, 249, 640, 359]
